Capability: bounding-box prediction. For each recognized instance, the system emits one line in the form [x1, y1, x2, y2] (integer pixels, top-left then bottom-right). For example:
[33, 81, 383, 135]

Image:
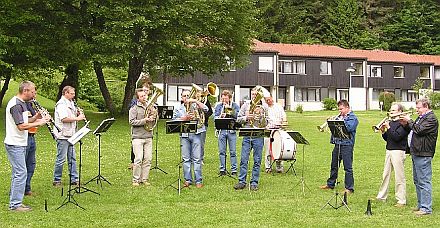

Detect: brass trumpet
[372, 111, 413, 132]
[317, 114, 340, 132]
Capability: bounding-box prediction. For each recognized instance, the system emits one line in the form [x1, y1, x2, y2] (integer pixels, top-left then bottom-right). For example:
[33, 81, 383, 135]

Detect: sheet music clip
[68, 121, 91, 145]
[327, 120, 350, 139]
[214, 118, 239, 130]
[238, 128, 267, 138]
[166, 120, 197, 134]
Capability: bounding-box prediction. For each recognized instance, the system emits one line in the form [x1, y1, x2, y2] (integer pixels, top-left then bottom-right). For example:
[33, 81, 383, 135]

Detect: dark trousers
[327, 144, 354, 191]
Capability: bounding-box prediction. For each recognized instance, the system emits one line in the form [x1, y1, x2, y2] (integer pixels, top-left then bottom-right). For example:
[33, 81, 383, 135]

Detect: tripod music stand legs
[294, 145, 310, 195]
[321, 144, 351, 211]
[74, 140, 99, 195]
[85, 134, 111, 187]
[56, 157, 85, 210]
[166, 144, 184, 195]
[151, 123, 167, 174]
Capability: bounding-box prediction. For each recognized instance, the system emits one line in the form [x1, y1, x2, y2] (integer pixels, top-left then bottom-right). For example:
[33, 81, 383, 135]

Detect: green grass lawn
[1, 85, 440, 226]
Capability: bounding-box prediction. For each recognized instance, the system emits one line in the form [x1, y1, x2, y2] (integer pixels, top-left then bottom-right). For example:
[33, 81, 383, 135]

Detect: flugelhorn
[317, 114, 340, 132]
[144, 85, 163, 131]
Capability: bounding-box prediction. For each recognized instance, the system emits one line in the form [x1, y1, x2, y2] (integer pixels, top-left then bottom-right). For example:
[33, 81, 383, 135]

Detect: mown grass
[1, 83, 440, 227]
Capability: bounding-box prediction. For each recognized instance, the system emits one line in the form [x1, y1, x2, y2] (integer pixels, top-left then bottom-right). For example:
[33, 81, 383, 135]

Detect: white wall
[349, 88, 367, 111]
[290, 102, 323, 111]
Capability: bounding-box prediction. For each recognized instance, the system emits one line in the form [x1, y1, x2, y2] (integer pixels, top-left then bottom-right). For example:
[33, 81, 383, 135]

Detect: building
[153, 40, 440, 111]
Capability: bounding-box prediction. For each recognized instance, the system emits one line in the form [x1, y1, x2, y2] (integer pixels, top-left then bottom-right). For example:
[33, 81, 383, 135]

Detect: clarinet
[31, 99, 60, 139]
[73, 99, 87, 123]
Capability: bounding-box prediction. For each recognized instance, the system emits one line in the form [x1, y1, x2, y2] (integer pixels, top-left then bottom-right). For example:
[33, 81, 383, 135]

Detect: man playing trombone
[320, 99, 358, 194]
[214, 90, 240, 176]
[375, 103, 409, 207]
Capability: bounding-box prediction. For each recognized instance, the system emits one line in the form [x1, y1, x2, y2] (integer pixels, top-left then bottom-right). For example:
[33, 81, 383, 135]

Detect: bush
[295, 104, 303, 114]
[322, 98, 337, 110]
[379, 91, 395, 111]
[428, 92, 440, 109]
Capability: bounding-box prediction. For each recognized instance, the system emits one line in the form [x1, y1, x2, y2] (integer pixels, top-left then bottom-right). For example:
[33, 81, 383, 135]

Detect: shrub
[295, 104, 303, 114]
[379, 91, 395, 111]
[322, 98, 337, 110]
[428, 92, 440, 109]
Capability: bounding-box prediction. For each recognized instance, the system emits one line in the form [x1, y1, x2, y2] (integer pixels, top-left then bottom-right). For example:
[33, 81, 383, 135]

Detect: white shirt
[267, 103, 286, 129]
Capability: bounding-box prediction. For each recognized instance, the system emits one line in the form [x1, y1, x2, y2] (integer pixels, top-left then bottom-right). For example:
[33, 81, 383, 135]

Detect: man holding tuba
[375, 103, 409, 207]
[173, 89, 208, 188]
[214, 90, 240, 176]
[234, 86, 268, 191]
[129, 88, 156, 186]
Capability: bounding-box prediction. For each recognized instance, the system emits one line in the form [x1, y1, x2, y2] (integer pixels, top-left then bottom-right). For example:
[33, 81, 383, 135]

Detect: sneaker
[10, 204, 32, 212]
[412, 207, 420, 212]
[196, 183, 204, 188]
[265, 168, 272, 173]
[219, 171, 227, 176]
[24, 191, 33, 196]
[343, 189, 354, 194]
[414, 210, 430, 216]
[234, 183, 246, 190]
[132, 182, 140, 187]
[143, 182, 151, 186]
[183, 181, 191, 187]
[128, 163, 134, 170]
[70, 181, 79, 186]
[394, 203, 405, 208]
[250, 185, 259, 191]
[276, 169, 284, 173]
[231, 171, 237, 176]
[319, 185, 333, 190]
[53, 181, 62, 187]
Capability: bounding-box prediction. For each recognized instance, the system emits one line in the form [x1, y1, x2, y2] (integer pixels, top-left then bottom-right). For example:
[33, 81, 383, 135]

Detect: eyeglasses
[182, 94, 189, 98]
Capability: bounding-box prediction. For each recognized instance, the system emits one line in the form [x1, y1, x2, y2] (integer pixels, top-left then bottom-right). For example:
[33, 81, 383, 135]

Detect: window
[394, 66, 404, 78]
[351, 62, 363, 75]
[320, 61, 332, 75]
[167, 85, 178, 101]
[240, 87, 251, 103]
[295, 88, 320, 101]
[338, 89, 349, 101]
[278, 60, 306, 74]
[401, 90, 418, 102]
[367, 65, 382, 78]
[258, 56, 273, 72]
[435, 68, 440, 80]
[372, 88, 384, 101]
[420, 66, 430, 78]
[225, 56, 236, 71]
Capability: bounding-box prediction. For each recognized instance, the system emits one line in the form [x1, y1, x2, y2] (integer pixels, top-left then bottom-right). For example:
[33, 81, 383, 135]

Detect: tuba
[144, 85, 163, 131]
[186, 84, 205, 128]
[200, 82, 219, 104]
[249, 86, 266, 128]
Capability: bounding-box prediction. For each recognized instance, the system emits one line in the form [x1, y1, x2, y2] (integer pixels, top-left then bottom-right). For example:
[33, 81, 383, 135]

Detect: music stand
[321, 120, 351, 211]
[215, 118, 238, 179]
[238, 128, 268, 138]
[85, 118, 115, 188]
[151, 106, 174, 174]
[288, 131, 310, 195]
[165, 120, 197, 195]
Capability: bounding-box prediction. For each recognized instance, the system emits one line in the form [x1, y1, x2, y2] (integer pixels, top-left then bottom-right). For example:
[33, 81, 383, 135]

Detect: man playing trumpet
[375, 103, 410, 207]
[214, 90, 240, 176]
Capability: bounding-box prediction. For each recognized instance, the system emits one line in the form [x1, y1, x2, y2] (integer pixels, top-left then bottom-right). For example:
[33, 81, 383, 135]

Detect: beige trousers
[376, 149, 406, 204]
[132, 138, 153, 183]
[264, 137, 283, 171]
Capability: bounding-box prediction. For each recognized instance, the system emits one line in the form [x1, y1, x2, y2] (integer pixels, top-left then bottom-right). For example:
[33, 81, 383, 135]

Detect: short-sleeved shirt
[4, 96, 29, 146]
[55, 96, 77, 139]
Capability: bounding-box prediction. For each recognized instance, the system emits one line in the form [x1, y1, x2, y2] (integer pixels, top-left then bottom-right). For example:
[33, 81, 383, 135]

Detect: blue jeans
[25, 135, 36, 193]
[181, 133, 202, 184]
[412, 155, 432, 213]
[53, 139, 78, 183]
[327, 144, 354, 191]
[238, 137, 264, 186]
[200, 131, 207, 161]
[218, 130, 237, 172]
[5, 144, 27, 209]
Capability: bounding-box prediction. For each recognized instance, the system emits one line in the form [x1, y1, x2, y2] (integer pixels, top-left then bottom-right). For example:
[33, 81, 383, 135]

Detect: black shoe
[219, 171, 227, 176]
[231, 171, 237, 176]
[234, 183, 246, 190]
[250, 185, 259, 191]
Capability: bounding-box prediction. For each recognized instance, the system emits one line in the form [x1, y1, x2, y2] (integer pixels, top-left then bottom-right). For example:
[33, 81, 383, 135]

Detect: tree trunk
[121, 57, 144, 114]
[57, 63, 80, 101]
[0, 68, 12, 107]
[93, 61, 117, 117]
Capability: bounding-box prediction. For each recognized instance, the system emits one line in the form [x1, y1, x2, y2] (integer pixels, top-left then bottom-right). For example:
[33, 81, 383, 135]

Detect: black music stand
[165, 120, 197, 195]
[215, 118, 238, 179]
[151, 106, 174, 174]
[288, 131, 310, 195]
[238, 128, 268, 138]
[321, 120, 351, 212]
[85, 118, 115, 188]
[67, 122, 100, 196]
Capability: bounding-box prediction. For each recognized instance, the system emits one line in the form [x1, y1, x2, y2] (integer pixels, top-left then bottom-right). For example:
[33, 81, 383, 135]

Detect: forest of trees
[1, 0, 440, 115]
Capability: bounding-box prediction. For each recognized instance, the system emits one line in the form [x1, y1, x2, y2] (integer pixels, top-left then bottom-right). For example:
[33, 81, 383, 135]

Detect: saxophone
[144, 86, 163, 131]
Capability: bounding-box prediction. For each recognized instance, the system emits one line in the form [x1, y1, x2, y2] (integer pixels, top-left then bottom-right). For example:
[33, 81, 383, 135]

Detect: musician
[24, 92, 41, 196]
[375, 103, 409, 207]
[128, 83, 151, 170]
[214, 90, 240, 176]
[320, 99, 358, 194]
[4, 81, 49, 211]
[263, 91, 287, 173]
[234, 86, 268, 191]
[173, 89, 209, 188]
[52, 86, 86, 187]
[129, 88, 156, 186]
[400, 98, 438, 216]
[200, 95, 213, 164]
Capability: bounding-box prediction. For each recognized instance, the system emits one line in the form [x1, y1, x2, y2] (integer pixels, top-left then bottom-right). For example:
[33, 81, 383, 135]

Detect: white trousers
[264, 137, 283, 171]
[132, 138, 153, 183]
[376, 149, 406, 204]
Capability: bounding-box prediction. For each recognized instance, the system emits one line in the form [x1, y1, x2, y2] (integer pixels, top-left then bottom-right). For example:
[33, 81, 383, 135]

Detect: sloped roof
[252, 40, 438, 64]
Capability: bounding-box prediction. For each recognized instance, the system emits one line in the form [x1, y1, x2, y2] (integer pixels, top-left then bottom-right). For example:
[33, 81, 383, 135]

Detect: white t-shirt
[4, 96, 29, 146]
